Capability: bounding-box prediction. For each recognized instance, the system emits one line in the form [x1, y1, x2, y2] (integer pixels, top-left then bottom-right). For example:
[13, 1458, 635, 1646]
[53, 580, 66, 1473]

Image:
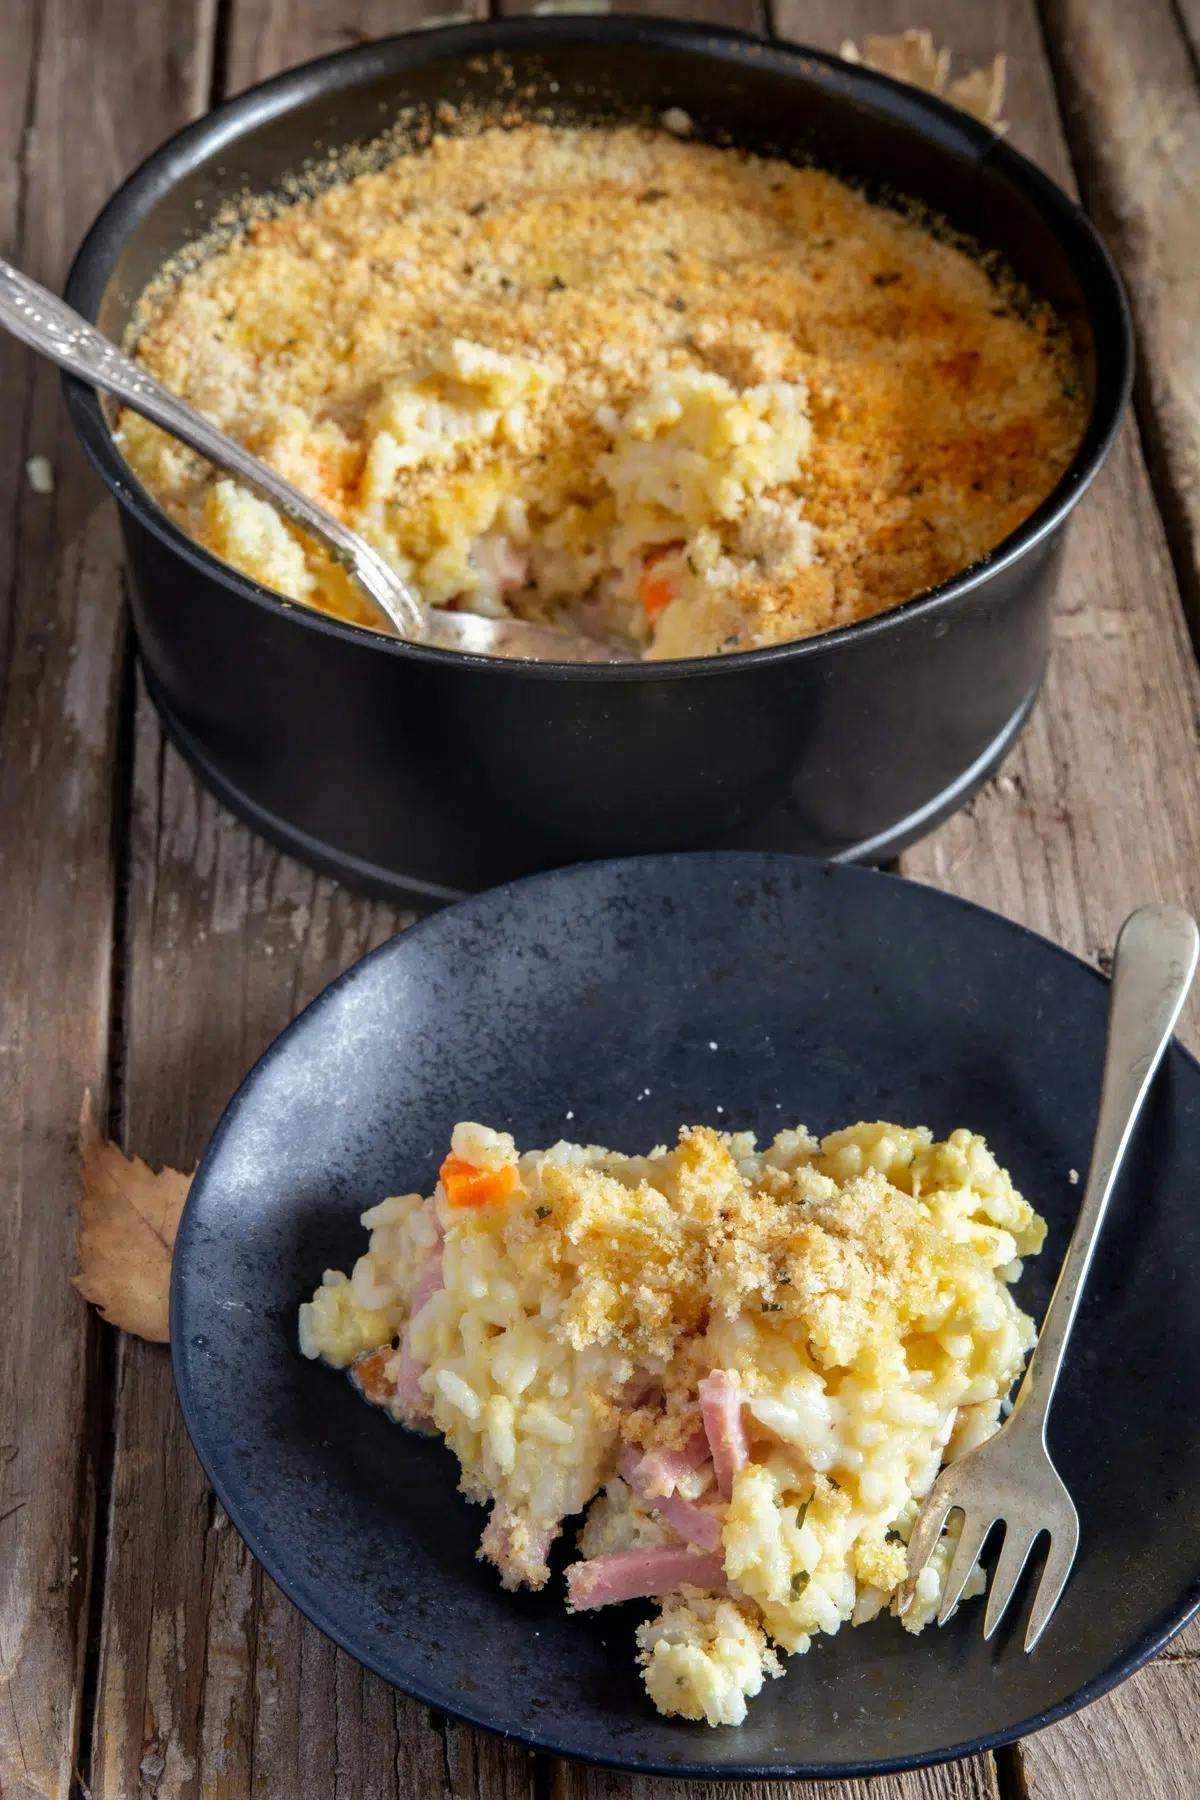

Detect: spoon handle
[1015, 903, 1199, 1429]
[0, 256, 424, 639]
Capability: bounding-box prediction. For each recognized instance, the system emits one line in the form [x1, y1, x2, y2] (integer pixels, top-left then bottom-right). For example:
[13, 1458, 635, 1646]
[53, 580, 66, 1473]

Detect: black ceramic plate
[172, 853, 1200, 1780]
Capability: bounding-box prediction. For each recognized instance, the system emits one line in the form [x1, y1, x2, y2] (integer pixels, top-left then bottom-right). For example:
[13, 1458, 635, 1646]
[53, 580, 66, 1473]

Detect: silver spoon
[0, 257, 632, 664]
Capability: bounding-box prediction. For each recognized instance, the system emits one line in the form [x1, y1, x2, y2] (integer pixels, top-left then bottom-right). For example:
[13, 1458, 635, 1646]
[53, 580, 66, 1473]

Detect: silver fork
[899, 903, 1199, 1651]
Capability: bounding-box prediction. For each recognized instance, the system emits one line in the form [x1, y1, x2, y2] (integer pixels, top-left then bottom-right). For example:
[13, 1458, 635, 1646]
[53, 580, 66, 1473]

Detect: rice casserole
[301, 1117, 1046, 1725]
[120, 120, 1085, 659]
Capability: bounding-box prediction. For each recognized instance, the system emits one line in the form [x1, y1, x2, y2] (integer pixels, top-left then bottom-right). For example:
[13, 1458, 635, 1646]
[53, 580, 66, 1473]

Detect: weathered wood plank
[1018, 1657, 1200, 1800]
[552, 1765, 1002, 1800]
[782, 0, 1200, 1780]
[0, 2, 216, 1795]
[222, 0, 488, 96]
[1039, 0, 1200, 638]
[87, 718, 440, 1797]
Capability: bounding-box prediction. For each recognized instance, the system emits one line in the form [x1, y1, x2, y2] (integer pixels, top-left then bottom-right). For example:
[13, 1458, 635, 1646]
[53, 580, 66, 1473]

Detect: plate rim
[171, 850, 1200, 1779]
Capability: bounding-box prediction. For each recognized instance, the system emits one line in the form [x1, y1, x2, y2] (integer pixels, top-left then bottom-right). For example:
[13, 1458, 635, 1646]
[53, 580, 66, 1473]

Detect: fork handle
[1014, 904, 1198, 1430]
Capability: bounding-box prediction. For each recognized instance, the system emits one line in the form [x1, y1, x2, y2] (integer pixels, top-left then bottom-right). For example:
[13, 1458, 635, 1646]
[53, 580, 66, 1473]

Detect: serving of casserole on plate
[301, 1115, 1045, 1726]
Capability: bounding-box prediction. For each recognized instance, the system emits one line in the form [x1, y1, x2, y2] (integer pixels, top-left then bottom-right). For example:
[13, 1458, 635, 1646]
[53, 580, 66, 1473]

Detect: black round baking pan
[64, 16, 1132, 907]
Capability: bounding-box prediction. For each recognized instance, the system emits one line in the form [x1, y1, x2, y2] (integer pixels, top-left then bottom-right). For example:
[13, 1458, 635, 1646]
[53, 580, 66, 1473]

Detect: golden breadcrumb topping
[300, 1116, 1045, 1726]
[120, 123, 1084, 657]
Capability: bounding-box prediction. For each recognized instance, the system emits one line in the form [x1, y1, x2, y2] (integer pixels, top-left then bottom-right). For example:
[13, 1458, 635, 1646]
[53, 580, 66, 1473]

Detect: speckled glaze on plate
[171, 853, 1200, 1779]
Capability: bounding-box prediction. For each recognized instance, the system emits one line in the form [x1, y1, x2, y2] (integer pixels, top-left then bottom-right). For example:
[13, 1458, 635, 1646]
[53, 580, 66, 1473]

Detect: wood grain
[222, 0, 488, 97]
[0, 1, 216, 1795]
[551, 1765, 1002, 1800]
[1017, 1657, 1200, 1800]
[1039, 0, 1200, 637]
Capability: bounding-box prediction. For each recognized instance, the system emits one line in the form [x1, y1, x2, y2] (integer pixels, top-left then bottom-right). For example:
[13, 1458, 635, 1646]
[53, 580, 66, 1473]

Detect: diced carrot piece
[439, 1154, 521, 1209]
[641, 569, 677, 620]
[639, 544, 685, 621]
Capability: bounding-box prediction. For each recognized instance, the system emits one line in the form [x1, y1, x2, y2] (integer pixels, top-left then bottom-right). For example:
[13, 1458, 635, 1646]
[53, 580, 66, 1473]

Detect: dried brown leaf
[945, 59, 1009, 130]
[841, 30, 1007, 131]
[841, 29, 949, 95]
[72, 1090, 192, 1342]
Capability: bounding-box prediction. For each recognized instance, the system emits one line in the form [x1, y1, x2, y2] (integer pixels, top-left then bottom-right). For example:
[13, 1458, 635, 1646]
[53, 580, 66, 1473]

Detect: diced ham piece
[391, 1341, 435, 1432]
[473, 534, 529, 599]
[652, 1490, 724, 1553]
[618, 1443, 723, 1551]
[698, 1370, 749, 1501]
[496, 539, 529, 595]
[626, 1429, 710, 1500]
[566, 1546, 725, 1612]
[408, 1244, 445, 1318]
[391, 1236, 444, 1431]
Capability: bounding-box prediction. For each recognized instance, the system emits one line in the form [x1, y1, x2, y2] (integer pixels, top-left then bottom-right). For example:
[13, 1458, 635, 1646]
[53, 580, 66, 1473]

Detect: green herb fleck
[639, 187, 668, 203]
[761, 1301, 782, 1314]
[790, 1570, 810, 1599]
[535, 1205, 552, 1220]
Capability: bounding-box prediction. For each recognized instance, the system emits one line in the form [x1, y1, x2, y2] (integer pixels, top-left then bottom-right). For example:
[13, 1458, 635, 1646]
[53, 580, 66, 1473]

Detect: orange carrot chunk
[640, 572, 676, 621]
[639, 545, 685, 621]
[439, 1153, 521, 1209]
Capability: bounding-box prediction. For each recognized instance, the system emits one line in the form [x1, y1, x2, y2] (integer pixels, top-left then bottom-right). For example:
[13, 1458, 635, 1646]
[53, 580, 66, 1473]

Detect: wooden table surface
[4, 1, 1200, 1795]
